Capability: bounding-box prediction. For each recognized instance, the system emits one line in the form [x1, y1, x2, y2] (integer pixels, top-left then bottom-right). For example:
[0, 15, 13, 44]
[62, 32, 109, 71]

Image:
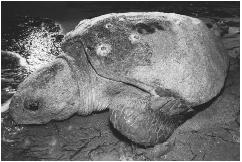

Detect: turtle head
[9, 56, 80, 124]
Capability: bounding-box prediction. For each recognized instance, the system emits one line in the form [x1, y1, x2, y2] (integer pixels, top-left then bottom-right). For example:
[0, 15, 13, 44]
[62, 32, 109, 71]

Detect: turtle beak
[9, 55, 80, 124]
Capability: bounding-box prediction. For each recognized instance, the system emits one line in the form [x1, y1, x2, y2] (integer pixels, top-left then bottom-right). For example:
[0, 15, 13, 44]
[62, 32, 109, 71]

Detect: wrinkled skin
[9, 12, 228, 147]
[9, 56, 80, 124]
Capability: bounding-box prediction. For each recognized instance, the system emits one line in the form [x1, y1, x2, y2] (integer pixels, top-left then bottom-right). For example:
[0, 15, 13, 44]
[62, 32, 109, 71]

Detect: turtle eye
[24, 99, 40, 111]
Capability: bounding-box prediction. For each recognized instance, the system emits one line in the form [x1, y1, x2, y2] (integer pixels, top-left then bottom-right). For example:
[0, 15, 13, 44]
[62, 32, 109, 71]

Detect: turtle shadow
[184, 84, 226, 120]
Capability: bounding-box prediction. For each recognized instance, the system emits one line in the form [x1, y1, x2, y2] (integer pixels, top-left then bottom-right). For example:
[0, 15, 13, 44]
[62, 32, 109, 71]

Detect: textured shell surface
[63, 12, 228, 105]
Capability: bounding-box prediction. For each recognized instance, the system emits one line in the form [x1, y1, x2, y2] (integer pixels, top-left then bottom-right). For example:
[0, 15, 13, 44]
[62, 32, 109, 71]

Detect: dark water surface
[1, 2, 240, 161]
[2, 1, 239, 33]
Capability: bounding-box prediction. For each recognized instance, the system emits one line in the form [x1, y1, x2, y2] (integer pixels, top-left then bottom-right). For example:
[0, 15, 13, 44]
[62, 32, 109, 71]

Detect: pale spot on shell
[96, 44, 112, 56]
[129, 34, 140, 43]
[105, 23, 113, 29]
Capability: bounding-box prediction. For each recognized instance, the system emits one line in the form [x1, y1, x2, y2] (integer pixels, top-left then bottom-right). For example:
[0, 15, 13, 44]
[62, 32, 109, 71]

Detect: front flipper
[109, 88, 190, 147]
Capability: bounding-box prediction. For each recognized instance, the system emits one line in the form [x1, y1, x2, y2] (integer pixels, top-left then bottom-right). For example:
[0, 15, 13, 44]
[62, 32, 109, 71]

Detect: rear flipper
[109, 88, 191, 147]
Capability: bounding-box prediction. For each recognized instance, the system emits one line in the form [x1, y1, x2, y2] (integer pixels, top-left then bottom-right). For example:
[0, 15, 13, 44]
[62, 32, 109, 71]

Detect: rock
[1, 51, 28, 69]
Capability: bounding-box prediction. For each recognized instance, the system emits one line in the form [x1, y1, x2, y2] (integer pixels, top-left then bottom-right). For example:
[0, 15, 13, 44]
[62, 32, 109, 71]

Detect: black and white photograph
[1, 1, 240, 161]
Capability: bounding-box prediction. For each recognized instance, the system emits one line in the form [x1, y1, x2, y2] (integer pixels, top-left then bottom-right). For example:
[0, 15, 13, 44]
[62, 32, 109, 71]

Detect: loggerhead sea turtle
[8, 12, 229, 147]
